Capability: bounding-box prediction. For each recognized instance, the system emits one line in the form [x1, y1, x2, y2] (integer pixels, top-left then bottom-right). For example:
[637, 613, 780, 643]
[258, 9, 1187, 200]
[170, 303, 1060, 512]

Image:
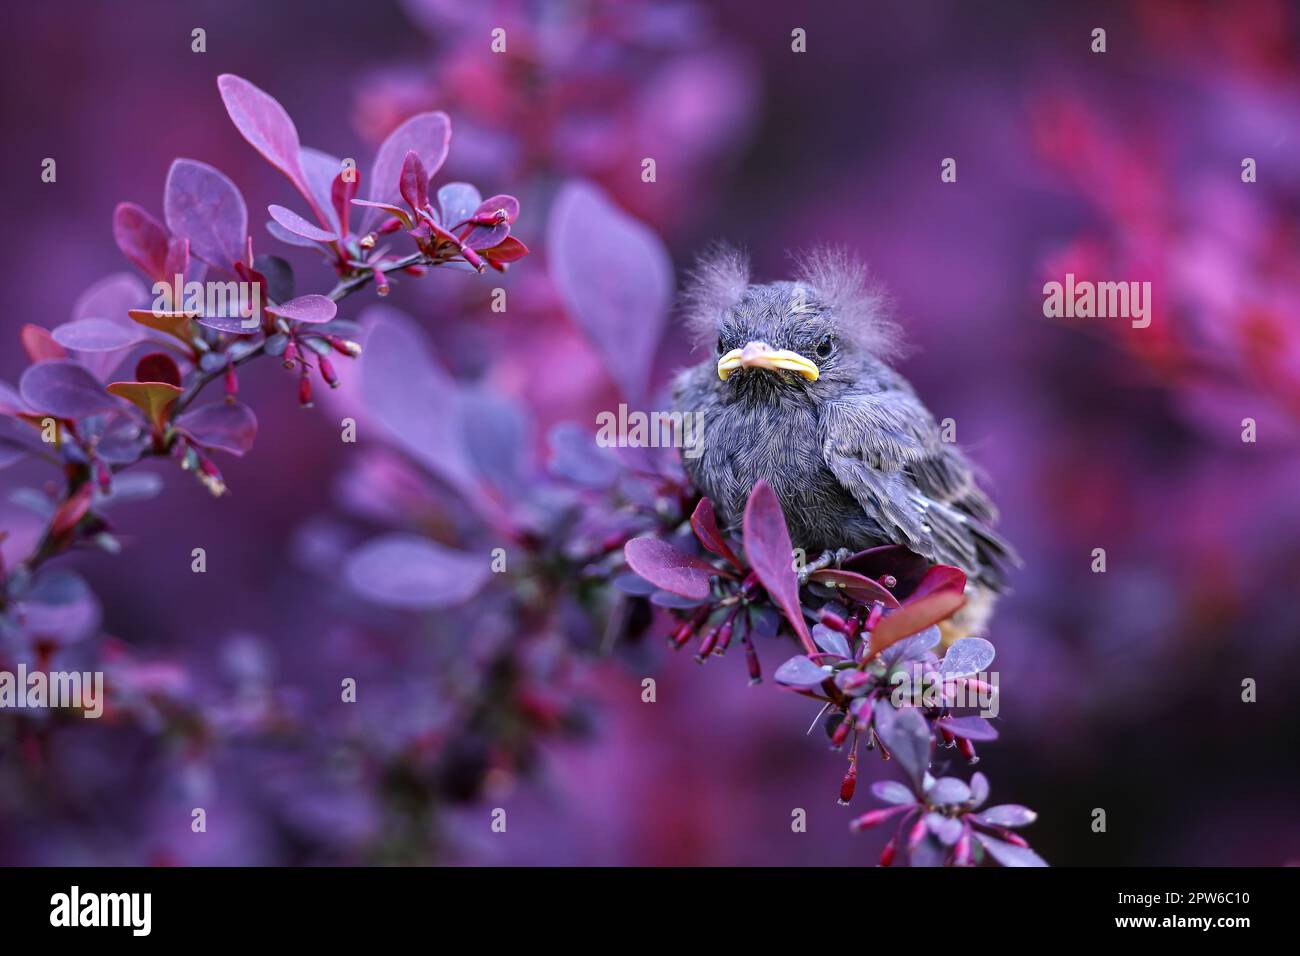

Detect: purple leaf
[113, 202, 169, 281]
[969, 772, 990, 808]
[164, 159, 248, 271]
[19, 360, 122, 419]
[879, 625, 942, 668]
[357, 307, 477, 498]
[623, 536, 717, 600]
[15, 569, 101, 646]
[344, 533, 490, 609]
[547, 423, 622, 488]
[872, 699, 932, 793]
[926, 812, 964, 846]
[218, 74, 325, 223]
[938, 637, 996, 679]
[975, 805, 1038, 828]
[811, 623, 851, 660]
[72, 273, 149, 323]
[178, 402, 258, 457]
[938, 715, 999, 742]
[266, 294, 336, 324]
[267, 220, 322, 249]
[364, 111, 451, 231]
[927, 776, 972, 806]
[772, 655, 832, 690]
[435, 182, 480, 226]
[547, 180, 671, 408]
[742, 480, 814, 652]
[871, 780, 916, 805]
[268, 204, 335, 242]
[974, 833, 1047, 867]
[299, 147, 344, 233]
[51, 318, 147, 353]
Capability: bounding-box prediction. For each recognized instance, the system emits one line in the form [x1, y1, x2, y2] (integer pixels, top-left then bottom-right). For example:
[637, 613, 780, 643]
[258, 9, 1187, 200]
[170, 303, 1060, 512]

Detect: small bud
[94, 458, 112, 494]
[224, 361, 238, 401]
[953, 828, 972, 866]
[712, 619, 734, 656]
[298, 370, 314, 408]
[378, 217, 402, 235]
[907, 813, 928, 850]
[850, 806, 905, 831]
[196, 456, 226, 497]
[879, 574, 897, 589]
[838, 763, 857, 805]
[743, 635, 762, 685]
[318, 356, 340, 389]
[359, 232, 377, 249]
[818, 608, 850, 633]
[879, 836, 897, 867]
[695, 626, 719, 661]
[326, 335, 363, 358]
[830, 714, 852, 749]
[403, 265, 427, 278]
[283, 340, 299, 370]
[374, 267, 391, 296]
[957, 736, 978, 764]
[999, 829, 1029, 848]
[865, 601, 885, 631]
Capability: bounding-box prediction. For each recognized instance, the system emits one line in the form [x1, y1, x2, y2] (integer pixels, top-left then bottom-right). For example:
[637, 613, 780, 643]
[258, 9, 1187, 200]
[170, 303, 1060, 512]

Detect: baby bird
[672, 247, 1017, 636]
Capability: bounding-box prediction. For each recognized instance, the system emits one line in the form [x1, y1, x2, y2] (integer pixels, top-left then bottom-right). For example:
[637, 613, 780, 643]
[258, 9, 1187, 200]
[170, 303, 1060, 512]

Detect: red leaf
[690, 497, 741, 570]
[867, 589, 967, 661]
[906, 564, 967, 603]
[623, 536, 718, 600]
[742, 481, 814, 654]
[482, 236, 529, 263]
[135, 353, 182, 388]
[398, 150, 429, 214]
[113, 203, 169, 282]
[808, 568, 901, 608]
[21, 325, 67, 363]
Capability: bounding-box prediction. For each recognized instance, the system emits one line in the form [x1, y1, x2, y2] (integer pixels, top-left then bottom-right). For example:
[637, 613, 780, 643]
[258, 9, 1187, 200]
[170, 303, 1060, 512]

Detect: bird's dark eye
[815, 337, 834, 360]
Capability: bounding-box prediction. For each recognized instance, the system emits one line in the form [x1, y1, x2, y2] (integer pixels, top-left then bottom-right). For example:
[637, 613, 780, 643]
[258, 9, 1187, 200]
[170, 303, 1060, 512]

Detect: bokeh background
[2, 0, 1299, 865]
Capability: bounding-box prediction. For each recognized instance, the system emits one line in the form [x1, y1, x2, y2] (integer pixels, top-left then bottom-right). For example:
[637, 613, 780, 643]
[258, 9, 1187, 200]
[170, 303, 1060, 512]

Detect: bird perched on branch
[672, 246, 1018, 637]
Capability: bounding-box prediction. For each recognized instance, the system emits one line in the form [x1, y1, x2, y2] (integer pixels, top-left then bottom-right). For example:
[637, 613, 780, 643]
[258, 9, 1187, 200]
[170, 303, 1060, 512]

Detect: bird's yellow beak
[718, 341, 820, 382]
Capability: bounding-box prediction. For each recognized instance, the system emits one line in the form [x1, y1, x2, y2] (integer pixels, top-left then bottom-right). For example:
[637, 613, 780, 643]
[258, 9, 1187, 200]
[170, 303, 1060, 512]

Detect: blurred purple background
[2, 0, 1299, 865]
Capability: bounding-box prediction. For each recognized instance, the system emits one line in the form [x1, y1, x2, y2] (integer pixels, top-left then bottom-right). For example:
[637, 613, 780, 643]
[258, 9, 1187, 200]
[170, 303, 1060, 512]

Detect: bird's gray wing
[819, 388, 1015, 584]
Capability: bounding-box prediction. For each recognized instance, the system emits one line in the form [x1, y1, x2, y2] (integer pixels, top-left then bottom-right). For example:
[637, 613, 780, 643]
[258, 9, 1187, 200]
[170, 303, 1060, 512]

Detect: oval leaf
[872, 699, 932, 793]
[548, 180, 671, 407]
[975, 804, 1038, 828]
[266, 294, 336, 324]
[344, 534, 490, 609]
[178, 402, 257, 456]
[773, 655, 832, 689]
[164, 159, 248, 270]
[20, 361, 121, 419]
[51, 318, 147, 353]
[938, 637, 996, 679]
[268, 204, 335, 242]
[623, 536, 716, 600]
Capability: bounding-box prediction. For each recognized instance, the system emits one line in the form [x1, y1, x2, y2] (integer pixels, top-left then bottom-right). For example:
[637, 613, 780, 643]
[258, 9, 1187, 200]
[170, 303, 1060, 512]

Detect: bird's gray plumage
[672, 248, 1017, 612]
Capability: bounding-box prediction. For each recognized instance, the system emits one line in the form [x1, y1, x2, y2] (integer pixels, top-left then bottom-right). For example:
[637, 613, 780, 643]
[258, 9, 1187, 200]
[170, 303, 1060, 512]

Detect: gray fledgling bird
[672, 247, 1018, 637]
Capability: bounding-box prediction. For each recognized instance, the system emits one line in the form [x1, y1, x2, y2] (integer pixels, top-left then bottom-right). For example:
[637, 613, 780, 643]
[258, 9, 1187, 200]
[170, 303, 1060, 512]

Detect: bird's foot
[797, 548, 853, 585]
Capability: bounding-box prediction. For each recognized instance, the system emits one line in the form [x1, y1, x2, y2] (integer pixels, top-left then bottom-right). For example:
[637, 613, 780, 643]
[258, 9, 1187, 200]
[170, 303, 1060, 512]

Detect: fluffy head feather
[680, 243, 751, 349]
[791, 246, 904, 362]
